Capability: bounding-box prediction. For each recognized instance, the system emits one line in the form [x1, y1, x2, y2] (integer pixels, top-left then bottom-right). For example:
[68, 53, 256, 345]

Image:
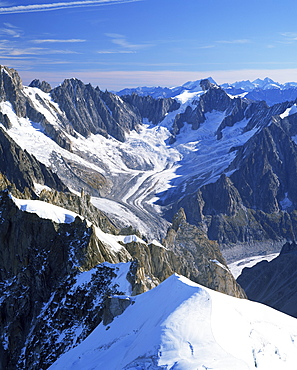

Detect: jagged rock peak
[29, 79, 52, 93]
[0, 65, 23, 90]
[50, 78, 142, 142]
[200, 78, 217, 91]
[171, 207, 187, 231]
[0, 65, 26, 117]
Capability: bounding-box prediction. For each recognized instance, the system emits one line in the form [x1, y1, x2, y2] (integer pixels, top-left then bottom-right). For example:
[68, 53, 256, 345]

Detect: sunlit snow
[280, 104, 297, 119]
[11, 195, 79, 224]
[49, 274, 297, 370]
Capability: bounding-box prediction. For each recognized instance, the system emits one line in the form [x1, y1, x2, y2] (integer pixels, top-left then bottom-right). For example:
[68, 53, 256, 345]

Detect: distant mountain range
[117, 76, 297, 106]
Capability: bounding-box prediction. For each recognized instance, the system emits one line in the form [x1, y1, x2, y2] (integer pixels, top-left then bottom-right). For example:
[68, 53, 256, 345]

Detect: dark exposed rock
[162, 208, 246, 298]
[29, 79, 52, 93]
[0, 191, 133, 369]
[243, 100, 292, 132]
[200, 78, 216, 91]
[237, 241, 297, 318]
[121, 93, 180, 125]
[201, 174, 243, 217]
[230, 122, 297, 212]
[102, 296, 133, 326]
[0, 127, 68, 195]
[0, 111, 11, 129]
[50, 79, 141, 142]
[0, 65, 26, 117]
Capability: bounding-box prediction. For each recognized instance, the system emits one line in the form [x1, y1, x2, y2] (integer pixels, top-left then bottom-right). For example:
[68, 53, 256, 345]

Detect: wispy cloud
[198, 45, 215, 49]
[0, 0, 141, 14]
[0, 22, 22, 37]
[97, 50, 136, 54]
[0, 46, 79, 56]
[280, 32, 297, 43]
[32, 39, 86, 44]
[105, 33, 153, 50]
[97, 33, 152, 54]
[216, 39, 251, 44]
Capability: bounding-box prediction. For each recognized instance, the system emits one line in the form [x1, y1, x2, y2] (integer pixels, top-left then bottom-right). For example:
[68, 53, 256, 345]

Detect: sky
[1, 0, 297, 90]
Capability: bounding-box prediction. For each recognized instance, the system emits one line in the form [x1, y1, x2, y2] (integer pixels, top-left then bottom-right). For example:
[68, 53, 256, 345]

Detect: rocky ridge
[237, 241, 297, 318]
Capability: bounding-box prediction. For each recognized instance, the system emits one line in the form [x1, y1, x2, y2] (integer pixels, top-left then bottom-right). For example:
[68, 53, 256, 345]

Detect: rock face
[29, 79, 52, 93]
[162, 208, 246, 298]
[0, 66, 26, 117]
[0, 191, 132, 370]
[121, 93, 180, 125]
[237, 241, 297, 318]
[0, 127, 68, 195]
[50, 79, 141, 142]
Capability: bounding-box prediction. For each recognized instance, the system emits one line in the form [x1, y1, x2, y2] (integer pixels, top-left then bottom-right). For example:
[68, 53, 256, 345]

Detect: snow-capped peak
[49, 273, 297, 370]
[181, 76, 217, 90]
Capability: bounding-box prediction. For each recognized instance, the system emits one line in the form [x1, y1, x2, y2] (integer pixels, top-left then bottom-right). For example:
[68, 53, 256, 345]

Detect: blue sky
[1, 0, 297, 90]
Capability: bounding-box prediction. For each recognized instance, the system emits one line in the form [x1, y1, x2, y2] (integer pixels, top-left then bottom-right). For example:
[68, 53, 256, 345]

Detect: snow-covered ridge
[222, 77, 297, 92]
[10, 194, 143, 253]
[10, 194, 79, 224]
[49, 273, 297, 370]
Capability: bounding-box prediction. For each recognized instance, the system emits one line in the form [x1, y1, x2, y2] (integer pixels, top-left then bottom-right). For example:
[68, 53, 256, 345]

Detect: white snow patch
[210, 259, 230, 272]
[227, 92, 249, 99]
[116, 234, 145, 245]
[10, 195, 79, 224]
[175, 90, 204, 104]
[280, 104, 297, 119]
[34, 183, 52, 195]
[228, 253, 279, 279]
[93, 226, 125, 253]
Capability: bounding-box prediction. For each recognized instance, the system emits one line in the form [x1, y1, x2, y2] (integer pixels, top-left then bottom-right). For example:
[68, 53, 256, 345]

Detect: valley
[1, 65, 297, 368]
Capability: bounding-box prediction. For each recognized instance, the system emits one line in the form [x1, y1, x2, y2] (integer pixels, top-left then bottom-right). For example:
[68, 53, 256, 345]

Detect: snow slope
[10, 194, 137, 254]
[49, 274, 297, 370]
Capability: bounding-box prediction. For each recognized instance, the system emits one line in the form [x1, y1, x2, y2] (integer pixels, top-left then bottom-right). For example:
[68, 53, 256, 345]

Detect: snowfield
[49, 274, 297, 370]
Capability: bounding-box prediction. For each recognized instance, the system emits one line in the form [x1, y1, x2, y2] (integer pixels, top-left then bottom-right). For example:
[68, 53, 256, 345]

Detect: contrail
[0, 0, 141, 14]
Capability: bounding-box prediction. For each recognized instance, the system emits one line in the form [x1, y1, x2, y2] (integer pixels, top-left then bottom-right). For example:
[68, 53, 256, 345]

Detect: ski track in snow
[0, 87, 260, 238]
